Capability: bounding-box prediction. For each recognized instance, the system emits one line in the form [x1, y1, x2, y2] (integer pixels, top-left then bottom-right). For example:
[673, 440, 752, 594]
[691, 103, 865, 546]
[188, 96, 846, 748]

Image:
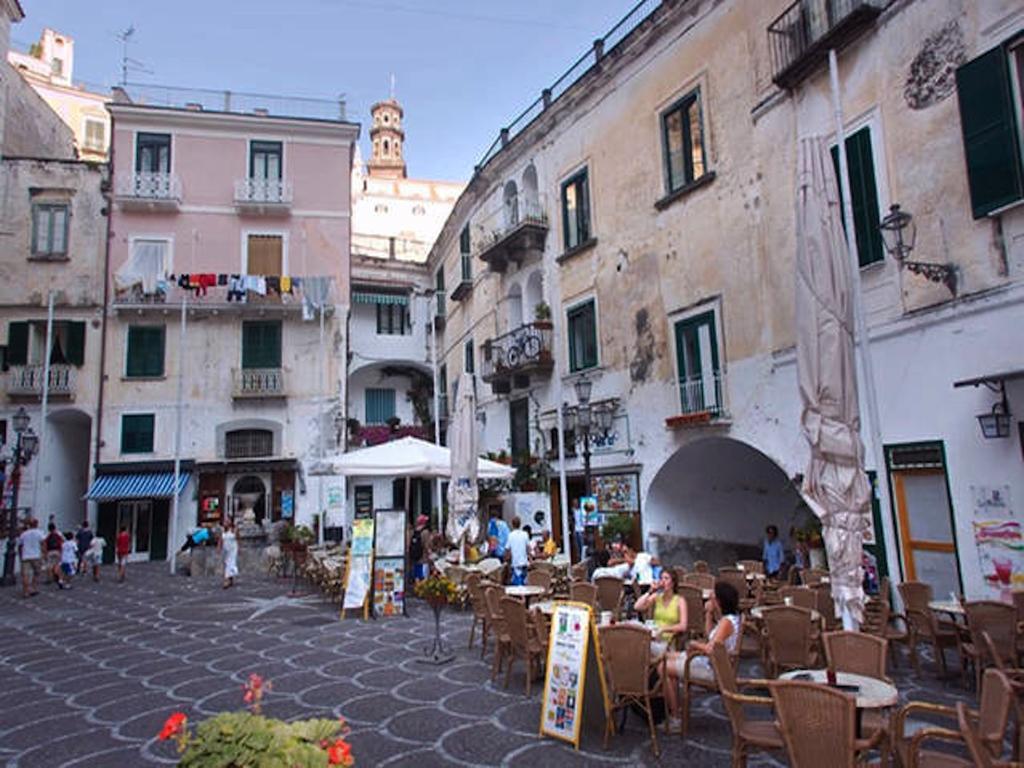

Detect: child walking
[116, 527, 131, 582]
[57, 532, 77, 589]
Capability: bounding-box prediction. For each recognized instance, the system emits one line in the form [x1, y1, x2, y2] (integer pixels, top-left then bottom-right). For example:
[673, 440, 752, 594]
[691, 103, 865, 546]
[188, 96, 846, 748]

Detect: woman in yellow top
[541, 529, 558, 558]
[634, 569, 687, 642]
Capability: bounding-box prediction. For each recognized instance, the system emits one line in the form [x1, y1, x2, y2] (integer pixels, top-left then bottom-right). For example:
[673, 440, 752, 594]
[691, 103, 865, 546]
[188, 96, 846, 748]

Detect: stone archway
[644, 436, 810, 566]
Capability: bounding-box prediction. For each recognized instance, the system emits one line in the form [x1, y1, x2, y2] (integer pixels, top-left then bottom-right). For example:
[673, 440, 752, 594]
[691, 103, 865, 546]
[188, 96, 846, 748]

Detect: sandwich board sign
[539, 601, 611, 749]
[341, 511, 374, 619]
[372, 508, 407, 618]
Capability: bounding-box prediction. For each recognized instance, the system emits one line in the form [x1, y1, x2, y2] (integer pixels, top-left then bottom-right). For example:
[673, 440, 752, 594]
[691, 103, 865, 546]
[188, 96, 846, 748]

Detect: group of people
[16, 517, 134, 598]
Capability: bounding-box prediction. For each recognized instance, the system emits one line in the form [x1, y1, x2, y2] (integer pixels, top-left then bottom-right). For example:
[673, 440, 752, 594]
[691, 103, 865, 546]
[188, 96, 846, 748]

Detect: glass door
[116, 500, 154, 562]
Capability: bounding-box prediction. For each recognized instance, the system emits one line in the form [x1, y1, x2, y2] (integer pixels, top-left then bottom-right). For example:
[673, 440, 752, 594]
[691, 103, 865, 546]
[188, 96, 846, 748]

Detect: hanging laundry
[217, 274, 228, 286]
[243, 275, 267, 296]
[266, 276, 281, 295]
[302, 276, 333, 320]
[281, 276, 292, 293]
[227, 275, 246, 302]
[177, 274, 191, 289]
[195, 274, 217, 296]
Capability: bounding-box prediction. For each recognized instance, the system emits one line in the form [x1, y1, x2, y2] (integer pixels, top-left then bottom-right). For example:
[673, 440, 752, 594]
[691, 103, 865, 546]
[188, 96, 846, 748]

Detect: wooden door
[271, 469, 295, 522]
[892, 467, 960, 598]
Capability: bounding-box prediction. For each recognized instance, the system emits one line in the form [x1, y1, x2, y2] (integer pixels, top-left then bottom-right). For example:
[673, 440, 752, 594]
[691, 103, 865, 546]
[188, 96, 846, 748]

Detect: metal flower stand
[418, 598, 454, 665]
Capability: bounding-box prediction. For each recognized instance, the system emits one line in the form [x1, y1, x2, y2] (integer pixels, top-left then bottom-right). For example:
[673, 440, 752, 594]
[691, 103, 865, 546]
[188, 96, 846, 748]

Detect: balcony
[234, 178, 293, 215]
[476, 193, 549, 273]
[451, 255, 473, 302]
[233, 368, 285, 399]
[7, 365, 76, 400]
[768, 0, 884, 90]
[481, 322, 554, 393]
[351, 423, 431, 448]
[114, 172, 181, 211]
[665, 371, 727, 428]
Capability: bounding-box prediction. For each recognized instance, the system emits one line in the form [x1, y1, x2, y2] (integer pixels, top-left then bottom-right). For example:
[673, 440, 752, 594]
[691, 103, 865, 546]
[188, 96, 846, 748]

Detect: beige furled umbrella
[446, 373, 481, 559]
[795, 136, 872, 628]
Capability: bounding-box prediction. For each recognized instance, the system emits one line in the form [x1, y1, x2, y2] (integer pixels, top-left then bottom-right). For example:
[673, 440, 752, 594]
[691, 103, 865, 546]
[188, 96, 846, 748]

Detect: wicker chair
[598, 623, 664, 757]
[500, 596, 545, 696]
[778, 586, 817, 611]
[894, 667, 1014, 768]
[570, 580, 599, 610]
[676, 584, 706, 642]
[760, 605, 817, 678]
[898, 581, 960, 676]
[681, 633, 742, 739]
[824, 630, 889, 680]
[466, 576, 490, 654]
[803, 567, 828, 586]
[709, 643, 783, 767]
[861, 594, 912, 670]
[672, 565, 688, 584]
[594, 576, 625, 618]
[692, 559, 710, 574]
[963, 601, 1018, 691]
[958, 701, 995, 768]
[771, 680, 884, 767]
[569, 560, 589, 582]
[811, 584, 839, 631]
[737, 559, 764, 575]
[483, 586, 511, 681]
[526, 568, 552, 595]
[684, 572, 715, 591]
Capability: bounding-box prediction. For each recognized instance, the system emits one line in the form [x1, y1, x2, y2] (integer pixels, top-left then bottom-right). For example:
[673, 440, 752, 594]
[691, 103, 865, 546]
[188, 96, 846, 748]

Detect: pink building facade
[96, 101, 358, 561]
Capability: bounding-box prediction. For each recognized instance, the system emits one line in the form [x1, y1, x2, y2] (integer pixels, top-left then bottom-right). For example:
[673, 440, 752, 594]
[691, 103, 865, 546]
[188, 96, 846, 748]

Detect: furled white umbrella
[795, 136, 872, 628]
[327, 435, 513, 480]
[446, 373, 481, 559]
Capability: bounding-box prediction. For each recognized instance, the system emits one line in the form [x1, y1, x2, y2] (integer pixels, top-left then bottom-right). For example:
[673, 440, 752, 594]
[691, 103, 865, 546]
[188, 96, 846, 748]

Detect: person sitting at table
[661, 581, 742, 732]
[539, 529, 558, 559]
[591, 546, 634, 582]
[634, 569, 687, 643]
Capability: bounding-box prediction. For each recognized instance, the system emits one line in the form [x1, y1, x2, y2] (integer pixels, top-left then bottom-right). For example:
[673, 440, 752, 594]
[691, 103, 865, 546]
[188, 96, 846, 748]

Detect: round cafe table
[750, 605, 820, 622]
[928, 599, 965, 618]
[505, 584, 546, 607]
[779, 669, 898, 710]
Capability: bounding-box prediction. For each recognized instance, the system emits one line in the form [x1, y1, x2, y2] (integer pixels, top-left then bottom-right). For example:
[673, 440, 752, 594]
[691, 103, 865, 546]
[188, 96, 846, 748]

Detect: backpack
[409, 528, 424, 562]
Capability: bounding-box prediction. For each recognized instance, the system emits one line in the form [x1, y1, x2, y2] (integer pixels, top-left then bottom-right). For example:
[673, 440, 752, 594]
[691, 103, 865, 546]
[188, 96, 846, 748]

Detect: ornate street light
[2, 408, 39, 586]
[879, 204, 957, 295]
[976, 384, 1012, 440]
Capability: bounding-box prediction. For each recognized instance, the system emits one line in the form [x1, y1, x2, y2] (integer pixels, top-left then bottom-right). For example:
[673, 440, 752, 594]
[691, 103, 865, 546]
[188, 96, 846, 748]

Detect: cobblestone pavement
[0, 562, 976, 767]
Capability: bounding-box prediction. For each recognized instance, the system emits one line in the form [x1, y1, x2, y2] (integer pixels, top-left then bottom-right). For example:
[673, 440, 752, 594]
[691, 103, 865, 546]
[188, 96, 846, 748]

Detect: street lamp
[879, 204, 957, 295]
[2, 407, 39, 586]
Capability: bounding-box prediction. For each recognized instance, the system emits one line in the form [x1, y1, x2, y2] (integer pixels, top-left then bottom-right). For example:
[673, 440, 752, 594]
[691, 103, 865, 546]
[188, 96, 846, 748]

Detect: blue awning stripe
[85, 472, 191, 501]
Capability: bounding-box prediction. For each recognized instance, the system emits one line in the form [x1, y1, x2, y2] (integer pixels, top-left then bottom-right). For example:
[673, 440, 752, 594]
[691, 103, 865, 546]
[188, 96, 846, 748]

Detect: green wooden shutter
[126, 326, 165, 377]
[242, 321, 281, 369]
[830, 129, 884, 268]
[7, 322, 28, 365]
[956, 47, 1024, 219]
[65, 321, 86, 366]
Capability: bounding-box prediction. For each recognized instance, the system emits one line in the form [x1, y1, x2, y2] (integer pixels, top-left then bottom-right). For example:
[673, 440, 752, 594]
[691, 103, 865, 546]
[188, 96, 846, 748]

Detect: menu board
[373, 557, 405, 618]
[374, 509, 406, 558]
[539, 602, 610, 748]
[342, 516, 375, 618]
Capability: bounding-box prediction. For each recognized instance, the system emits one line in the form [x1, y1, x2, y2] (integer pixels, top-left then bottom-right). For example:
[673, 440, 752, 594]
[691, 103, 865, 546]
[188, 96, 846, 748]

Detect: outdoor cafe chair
[802, 567, 829, 586]
[466, 576, 490, 655]
[598, 623, 664, 757]
[779, 586, 818, 611]
[898, 581, 960, 677]
[675, 584, 706, 643]
[861, 594, 911, 671]
[500, 596, 545, 696]
[737, 559, 764, 575]
[569, 560, 589, 582]
[692, 560, 710, 574]
[569, 580, 598, 610]
[760, 605, 817, 678]
[770, 680, 884, 768]
[683, 572, 715, 591]
[484, 586, 511, 681]
[894, 668, 1014, 768]
[595, 575, 624, 619]
[526, 568, 552, 595]
[825, 630, 889, 681]
[709, 642, 783, 767]
[962, 601, 1018, 692]
[681, 635, 742, 739]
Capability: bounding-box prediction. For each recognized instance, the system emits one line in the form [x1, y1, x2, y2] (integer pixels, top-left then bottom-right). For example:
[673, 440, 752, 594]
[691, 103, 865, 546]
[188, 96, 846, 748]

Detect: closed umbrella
[446, 373, 481, 560]
[795, 136, 872, 628]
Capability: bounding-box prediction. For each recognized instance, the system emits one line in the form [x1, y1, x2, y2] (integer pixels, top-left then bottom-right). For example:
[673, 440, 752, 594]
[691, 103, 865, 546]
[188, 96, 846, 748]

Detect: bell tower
[368, 97, 406, 179]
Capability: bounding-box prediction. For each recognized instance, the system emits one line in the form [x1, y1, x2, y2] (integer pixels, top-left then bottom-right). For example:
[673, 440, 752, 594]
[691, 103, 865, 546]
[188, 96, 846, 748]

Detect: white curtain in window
[115, 240, 168, 294]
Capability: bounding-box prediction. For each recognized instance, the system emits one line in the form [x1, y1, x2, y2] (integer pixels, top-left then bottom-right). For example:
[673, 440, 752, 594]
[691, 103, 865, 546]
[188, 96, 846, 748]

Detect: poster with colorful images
[581, 496, 600, 527]
[351, 517, 375, 556]
[594, 474, 639, 514]
[372, 557, 405, 618]
[342, 517, 375, 616]
[973, 519, 1024, 597]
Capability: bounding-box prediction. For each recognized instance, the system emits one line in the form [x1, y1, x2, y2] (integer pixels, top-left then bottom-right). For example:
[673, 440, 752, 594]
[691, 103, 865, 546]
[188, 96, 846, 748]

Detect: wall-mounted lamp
[977, 383, 1012, 439]
[879, 204, 957, 296]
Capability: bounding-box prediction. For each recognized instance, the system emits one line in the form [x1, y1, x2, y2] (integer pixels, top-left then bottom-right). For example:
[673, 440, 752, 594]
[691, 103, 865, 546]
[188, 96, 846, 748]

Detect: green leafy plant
[601, 513, 634, 543]
[281, 524, 315, 546]
[534, 301, 551, 321]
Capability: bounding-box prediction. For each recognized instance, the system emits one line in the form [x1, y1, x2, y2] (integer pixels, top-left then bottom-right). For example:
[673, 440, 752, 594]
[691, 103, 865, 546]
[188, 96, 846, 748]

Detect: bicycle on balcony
[504, 327, 543, 369]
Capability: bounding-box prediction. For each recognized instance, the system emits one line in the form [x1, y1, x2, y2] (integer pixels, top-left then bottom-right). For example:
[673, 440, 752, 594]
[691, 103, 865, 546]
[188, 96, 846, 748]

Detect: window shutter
[242, 321, 281, 369]
[7, 322, 28, 365]
[956, 47, 1024, 218]
[65, 321, 86, 366]
[830, 130, 884, 268]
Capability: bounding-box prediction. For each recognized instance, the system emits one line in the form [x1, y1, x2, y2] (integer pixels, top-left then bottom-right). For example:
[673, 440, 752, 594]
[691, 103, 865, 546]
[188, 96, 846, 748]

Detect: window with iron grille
[225, 429, 274, 459]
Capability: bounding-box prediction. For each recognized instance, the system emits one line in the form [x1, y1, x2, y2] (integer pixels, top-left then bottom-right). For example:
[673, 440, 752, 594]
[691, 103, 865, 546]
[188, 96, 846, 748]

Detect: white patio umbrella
[795, 136, 872, 628]
[328, 435, 513, 480]
[446, 373, 481, 559]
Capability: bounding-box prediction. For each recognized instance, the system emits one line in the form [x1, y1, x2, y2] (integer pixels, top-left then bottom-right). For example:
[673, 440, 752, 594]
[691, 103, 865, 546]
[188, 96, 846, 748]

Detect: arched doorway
[503, 180, 519, 228]
[507, 283, 523, 329]
[233, 475, 267, 525]
[522, 164, 538, 216]
[524, 270, 543, 321]
[645, 437, 811, 566]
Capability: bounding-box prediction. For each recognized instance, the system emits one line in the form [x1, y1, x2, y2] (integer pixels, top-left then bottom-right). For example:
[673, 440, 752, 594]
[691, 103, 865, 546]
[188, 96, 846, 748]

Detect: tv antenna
[117, 25, 152, 87]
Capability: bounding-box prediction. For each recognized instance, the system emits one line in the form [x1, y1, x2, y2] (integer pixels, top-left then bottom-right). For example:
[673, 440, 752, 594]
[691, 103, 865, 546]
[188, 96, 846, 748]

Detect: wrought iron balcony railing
[234, 178, 294, 209]
[7, 364, 76, 398]
[671, 371, 725, 424]
[768, 0, 884, 89]
[474, 192, 549, 272]
[233, 368, 285, 398]
[114, 172, 182, 207]
[481, 322, 554, 389]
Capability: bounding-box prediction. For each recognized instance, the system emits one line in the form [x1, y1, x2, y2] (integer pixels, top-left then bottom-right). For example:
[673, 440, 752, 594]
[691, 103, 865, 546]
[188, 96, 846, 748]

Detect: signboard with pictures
[372, 509, 407, 618]
[341, 515, 375, 619]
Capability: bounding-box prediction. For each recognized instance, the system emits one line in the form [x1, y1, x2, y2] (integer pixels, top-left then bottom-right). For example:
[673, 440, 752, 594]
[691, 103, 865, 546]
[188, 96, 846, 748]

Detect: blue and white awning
[85, 472, 191, 501]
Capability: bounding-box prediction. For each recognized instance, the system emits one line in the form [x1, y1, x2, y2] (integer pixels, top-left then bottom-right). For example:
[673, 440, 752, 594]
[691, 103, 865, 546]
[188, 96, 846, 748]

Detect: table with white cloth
[505, 584, 546, 607]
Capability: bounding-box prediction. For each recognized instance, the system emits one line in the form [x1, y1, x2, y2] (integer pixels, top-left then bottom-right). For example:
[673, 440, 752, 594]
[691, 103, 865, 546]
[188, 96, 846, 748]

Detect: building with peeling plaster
[425, 0, 1024, 599]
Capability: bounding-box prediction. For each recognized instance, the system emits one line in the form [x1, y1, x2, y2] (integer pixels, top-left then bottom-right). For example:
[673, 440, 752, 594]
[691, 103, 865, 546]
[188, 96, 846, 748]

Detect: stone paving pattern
[0, 562, 976, 767]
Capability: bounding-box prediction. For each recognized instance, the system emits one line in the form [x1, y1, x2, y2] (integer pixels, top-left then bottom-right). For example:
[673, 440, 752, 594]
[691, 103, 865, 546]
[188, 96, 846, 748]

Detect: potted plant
[414, 572, 458, 664]
[386, 415, 401, 432]
[534, 301, 551, 323]
[601, 513, 633, 543]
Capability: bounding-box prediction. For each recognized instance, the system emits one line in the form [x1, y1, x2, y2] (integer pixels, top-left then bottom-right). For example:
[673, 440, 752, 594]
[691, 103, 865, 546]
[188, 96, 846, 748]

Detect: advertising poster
[351, 517, 375, 556]
[594, 474, 639, 514]
[281, 490, 294, 519]
[342, 517, 375, 614]
[580, 496, 600, 527]
[540, 603, 590, 745]
[373, 557, 405, 618]
[973, 519, 1024, 597]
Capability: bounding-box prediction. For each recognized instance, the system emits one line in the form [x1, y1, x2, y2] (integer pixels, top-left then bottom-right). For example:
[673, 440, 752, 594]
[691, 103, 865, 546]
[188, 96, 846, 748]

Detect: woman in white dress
[220, 520, 239, 589]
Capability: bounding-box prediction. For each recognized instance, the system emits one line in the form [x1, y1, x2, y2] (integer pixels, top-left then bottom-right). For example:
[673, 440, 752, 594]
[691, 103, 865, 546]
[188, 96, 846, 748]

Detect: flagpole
[33, 290, 55, 515]
[430, 292, 443, 534]
[829, 49, 896, 629]
[170, 290, 186, 575]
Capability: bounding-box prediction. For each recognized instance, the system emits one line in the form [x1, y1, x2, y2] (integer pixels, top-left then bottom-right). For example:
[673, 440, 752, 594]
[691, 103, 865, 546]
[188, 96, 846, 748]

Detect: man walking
[762, 524, 785, 579]
[506, 516, 530, 586]
[17, 518, 44, 598]
[75, 519, 94, 576]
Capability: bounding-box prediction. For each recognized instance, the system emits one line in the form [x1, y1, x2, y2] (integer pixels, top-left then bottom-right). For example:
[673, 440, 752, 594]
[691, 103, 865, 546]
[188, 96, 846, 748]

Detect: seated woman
[661, 580, 742, 732]
[634, 568, 687, 644]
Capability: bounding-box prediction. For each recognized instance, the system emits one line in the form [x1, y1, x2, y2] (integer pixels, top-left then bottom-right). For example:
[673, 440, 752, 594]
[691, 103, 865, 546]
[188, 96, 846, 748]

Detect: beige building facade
[427, 0, 1024, 599]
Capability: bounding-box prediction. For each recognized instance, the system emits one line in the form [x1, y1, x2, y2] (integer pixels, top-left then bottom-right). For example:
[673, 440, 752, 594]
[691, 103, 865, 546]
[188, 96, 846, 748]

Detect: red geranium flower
[326, 738, 353, 766]
[158, 712, 187, 740]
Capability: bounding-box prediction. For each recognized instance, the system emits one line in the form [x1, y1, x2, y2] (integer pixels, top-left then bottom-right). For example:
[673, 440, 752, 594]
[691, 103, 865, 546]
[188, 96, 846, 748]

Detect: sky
[13, 0, 637, 181]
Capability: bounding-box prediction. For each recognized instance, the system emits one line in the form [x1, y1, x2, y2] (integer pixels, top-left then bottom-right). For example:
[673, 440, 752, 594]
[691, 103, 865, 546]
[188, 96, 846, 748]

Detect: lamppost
[2, 407, 39, 586]
[563, 376, 615, 501]
[879, 204, 958, 296]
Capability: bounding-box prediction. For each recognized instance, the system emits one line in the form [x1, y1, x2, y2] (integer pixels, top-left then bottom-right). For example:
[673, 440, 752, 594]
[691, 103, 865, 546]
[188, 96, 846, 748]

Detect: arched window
[383, 139, 390, 156]
[225, 429, 274, 458]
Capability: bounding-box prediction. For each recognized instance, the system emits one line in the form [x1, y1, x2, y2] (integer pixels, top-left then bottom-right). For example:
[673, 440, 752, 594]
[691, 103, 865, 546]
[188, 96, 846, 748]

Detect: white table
[750, 605, 820, 622]
[928, 599, 965, 617]
[505, 585, 546, 606]
[779, 669, 898, 710]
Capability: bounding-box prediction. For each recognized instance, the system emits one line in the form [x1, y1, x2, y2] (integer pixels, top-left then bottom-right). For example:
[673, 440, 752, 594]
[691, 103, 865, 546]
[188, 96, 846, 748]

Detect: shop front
[195, 459, 299, 528]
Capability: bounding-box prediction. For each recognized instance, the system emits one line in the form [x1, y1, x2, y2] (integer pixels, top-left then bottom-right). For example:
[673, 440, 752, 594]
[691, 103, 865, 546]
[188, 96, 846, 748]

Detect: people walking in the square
[506, 516, 529, 586]
[58, 532, 77, 589]
[44, 523, 63, 584]
[84, 534, 105, 582]
[762, 524, 784, 579]
[116, 526, 131, 582]
[17, 517, 44, 598]
[74, 520, 94, 576]
[571, 498, 585, 562]
[220, 520, 238, 589]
